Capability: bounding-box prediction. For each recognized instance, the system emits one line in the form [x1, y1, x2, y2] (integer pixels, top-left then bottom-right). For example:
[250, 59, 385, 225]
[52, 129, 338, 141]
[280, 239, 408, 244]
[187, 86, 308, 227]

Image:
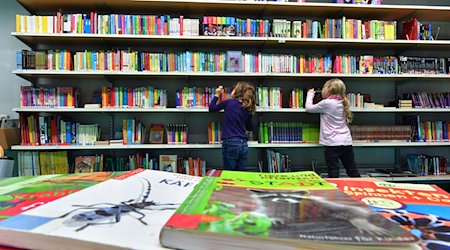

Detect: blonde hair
[323, 78, 353, 124]
[232, 81, 256, 114]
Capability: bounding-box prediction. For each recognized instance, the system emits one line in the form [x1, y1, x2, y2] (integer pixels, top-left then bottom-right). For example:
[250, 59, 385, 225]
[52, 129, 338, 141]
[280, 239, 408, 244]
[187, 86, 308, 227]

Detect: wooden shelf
[12, 33, 450, 50]
[12, 70, 450, 80]
[17, 0, 450, 21]
[11, 141, 450, 150]
[13, 107, 450, 113]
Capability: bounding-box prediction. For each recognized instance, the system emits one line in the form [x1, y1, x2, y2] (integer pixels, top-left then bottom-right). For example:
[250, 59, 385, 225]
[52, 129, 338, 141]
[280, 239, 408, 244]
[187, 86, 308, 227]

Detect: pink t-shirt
[305, 92, 352, 146]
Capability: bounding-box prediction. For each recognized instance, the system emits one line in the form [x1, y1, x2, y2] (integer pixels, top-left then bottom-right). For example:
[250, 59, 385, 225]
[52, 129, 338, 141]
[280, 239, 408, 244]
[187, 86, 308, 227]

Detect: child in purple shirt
[305, 78, 360, 178]
[209, 81, 256, 170]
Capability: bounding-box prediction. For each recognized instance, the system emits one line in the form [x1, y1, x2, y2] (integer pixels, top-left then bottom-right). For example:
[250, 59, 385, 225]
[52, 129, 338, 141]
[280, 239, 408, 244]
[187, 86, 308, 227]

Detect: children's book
[0, 169, 201, 250]
[0, 172, 123, 222]
[149, 124, 165, 144]
[160, 170, 419, 250]
[327, 178, 450, 250]
[226, 51, 242, 72]
[159, 155, 177, 173]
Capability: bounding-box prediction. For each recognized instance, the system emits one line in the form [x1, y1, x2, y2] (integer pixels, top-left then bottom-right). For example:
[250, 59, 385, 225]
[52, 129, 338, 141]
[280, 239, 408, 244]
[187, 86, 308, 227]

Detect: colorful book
[327, 178, 450, 250]
[0, 172, 124, 222]
[160, 170, 419, 250]
[0, 169, 201, 250]
[159, 155, 178, 173]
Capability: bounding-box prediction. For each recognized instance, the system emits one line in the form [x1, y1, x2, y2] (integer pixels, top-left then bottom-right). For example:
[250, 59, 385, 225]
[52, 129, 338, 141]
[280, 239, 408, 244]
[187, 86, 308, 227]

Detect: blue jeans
[222, 138, 248, 171]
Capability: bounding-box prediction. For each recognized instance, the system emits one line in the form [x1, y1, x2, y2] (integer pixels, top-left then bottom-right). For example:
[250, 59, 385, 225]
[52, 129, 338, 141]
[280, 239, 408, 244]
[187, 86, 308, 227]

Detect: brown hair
[323, 78, 353, 124]
[232, 81, 256, 114]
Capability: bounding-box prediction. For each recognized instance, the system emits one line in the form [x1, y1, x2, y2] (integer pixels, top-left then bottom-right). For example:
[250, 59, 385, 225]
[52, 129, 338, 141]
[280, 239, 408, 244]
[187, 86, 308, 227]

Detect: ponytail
[343, 96, 353, 124]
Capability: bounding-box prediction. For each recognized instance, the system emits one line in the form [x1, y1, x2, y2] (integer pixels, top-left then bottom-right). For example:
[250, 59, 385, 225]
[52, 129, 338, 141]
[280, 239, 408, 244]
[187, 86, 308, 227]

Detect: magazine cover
[327, 178, 450, 250]
[0, 169, 201, 250]
[0, 172, 123, 222]
[160, 170, 419, 250]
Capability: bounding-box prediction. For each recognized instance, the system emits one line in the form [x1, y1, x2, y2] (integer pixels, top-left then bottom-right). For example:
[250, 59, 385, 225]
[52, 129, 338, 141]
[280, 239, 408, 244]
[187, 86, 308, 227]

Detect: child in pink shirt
[305, 78, 360, 178]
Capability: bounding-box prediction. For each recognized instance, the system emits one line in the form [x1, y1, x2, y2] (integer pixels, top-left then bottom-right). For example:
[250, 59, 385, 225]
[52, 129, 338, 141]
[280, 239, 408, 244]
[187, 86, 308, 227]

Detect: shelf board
[12, 33, 450, 49]
[353, 142, 450, 147]
[11, 144, 222, 150]
[12, 107, 210, 113]
[11, 141, 450, 150]
[17, 1, 450, 21]
[13, 107, 450, 113]
[12, 70, 450, 79]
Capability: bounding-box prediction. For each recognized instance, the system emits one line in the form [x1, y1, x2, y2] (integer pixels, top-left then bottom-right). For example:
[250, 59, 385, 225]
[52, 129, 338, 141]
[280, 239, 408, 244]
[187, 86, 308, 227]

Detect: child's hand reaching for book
[308, 88, 315, 94]
[215, 86, 224, 97]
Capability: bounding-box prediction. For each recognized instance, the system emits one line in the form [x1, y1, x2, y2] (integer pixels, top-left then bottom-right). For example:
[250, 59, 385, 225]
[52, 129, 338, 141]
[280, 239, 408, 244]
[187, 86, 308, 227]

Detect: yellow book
[43, 16, 48, 33]
[16, 14, 20, 32]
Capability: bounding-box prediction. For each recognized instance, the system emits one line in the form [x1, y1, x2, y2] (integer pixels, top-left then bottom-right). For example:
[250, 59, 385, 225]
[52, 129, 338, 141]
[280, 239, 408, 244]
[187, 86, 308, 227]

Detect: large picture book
[0, 169, 201, 250]
[0, 171, 124, 221]
[160, 170, 419, 250]
[327, 178, 450, 250]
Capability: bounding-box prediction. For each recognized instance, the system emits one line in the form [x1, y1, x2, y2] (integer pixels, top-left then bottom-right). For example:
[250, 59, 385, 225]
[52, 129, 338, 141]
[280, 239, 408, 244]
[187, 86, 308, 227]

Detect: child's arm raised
[305, 88, 327, 113]
[209, 86, 226, 112]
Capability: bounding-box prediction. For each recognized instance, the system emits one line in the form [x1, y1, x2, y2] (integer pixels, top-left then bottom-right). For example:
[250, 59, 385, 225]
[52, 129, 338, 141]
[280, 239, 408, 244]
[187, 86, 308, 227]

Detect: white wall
[0, 0, 28, 119]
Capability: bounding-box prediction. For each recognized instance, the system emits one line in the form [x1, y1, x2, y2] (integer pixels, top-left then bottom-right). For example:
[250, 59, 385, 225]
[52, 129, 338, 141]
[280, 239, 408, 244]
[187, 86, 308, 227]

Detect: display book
[327, 178, 450, 250]
[0, 169, 201, 250]
[0, 171, 124, 222]
[160, 170, 420, 250]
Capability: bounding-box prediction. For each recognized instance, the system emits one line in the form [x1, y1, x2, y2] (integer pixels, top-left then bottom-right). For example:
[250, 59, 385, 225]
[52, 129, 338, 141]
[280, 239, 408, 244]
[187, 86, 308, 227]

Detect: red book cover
[403, 18, 419, 40]
[128, 87, 133, 107]
[327, 178, 450, 250]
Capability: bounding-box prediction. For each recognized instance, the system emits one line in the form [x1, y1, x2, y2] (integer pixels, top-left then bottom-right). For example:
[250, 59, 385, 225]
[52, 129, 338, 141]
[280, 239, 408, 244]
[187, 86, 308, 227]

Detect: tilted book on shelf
[160, 170, 419, 250]
[327, 178, 450, 250]
[0, 169, 201, 250]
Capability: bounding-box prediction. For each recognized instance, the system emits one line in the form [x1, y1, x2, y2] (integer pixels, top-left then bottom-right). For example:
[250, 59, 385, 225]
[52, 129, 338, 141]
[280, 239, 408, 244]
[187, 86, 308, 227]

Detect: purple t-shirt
[209, 96, 253, 140]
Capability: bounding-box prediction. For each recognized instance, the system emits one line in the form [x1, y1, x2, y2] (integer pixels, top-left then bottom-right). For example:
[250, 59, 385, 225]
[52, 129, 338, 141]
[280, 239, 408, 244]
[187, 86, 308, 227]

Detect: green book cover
[160, 170, 419, 250]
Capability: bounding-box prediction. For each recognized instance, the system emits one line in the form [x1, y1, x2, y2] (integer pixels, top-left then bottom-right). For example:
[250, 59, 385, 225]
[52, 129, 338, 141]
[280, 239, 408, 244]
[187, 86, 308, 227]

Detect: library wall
[0, 0, 27, 119]
[5, 0, 450, 175]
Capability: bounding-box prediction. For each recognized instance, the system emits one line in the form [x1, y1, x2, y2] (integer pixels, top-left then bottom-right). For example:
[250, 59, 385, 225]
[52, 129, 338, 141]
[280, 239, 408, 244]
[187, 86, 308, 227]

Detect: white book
[0, 169, 201, 250]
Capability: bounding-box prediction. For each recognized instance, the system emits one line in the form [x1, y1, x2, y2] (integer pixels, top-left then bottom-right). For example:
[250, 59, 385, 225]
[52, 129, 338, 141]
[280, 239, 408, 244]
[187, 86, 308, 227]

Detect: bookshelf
[11, 0, 450, 176]
[10, 142, 450, 151]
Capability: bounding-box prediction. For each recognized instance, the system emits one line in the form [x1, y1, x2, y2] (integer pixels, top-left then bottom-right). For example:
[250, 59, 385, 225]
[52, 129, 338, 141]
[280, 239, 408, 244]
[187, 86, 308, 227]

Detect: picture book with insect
[0, 171, 124, 222]
[0, 169, 201, 250]
[327, 178, 450, 250]
[160, 170, 419, 250]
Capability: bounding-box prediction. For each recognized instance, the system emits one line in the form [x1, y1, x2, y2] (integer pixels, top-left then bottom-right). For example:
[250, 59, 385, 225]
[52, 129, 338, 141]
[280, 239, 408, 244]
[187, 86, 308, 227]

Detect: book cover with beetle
[0, 169, 201, 250]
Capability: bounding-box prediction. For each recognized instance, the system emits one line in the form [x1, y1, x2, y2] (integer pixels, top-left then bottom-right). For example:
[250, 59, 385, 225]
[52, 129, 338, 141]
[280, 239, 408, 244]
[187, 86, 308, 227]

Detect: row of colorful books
[20, 84, 450, 111]
[403, 92, 450, 109]
[16, 151, 208, 177]
[20, 86, 79, 108]
[349, 125, 412, 142]
[21, 114, 449, 146]
[406, 154, 448, 176]
[17, 13, 406, 41]
[17, 49, 450, 75]
[2, 169, 449, 250]
[272, 18, 396, 39]
[20, 115, 100, 146]
[101, 86, 168, 109]
[259, 122, 320, 143]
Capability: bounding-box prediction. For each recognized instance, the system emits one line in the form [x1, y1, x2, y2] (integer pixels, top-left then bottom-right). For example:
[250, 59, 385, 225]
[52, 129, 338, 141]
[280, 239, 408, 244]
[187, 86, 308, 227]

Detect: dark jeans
[222, 138, 248, 171]
[324, 145, 360, 178]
